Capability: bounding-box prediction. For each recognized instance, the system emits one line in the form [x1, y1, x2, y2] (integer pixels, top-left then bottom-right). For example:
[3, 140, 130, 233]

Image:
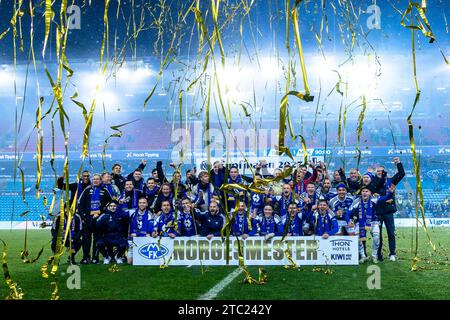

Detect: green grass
[0, 228, 448, 300]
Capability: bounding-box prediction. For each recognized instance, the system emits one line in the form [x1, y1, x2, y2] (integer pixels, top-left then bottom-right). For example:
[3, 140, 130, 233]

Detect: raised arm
[390, 157, 405, 186]
[137, 159, 147, 172]
[57, 176, 77, 193]
[156, 161, 167, 183]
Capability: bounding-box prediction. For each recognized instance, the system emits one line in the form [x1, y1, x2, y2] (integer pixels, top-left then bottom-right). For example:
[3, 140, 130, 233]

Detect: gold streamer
[40, 256, 55, 279]
[21, 246, 45, 264]
[42, 0, 53, 56]
[402, 4, 437, 271]
[312, 267, 334, 275]
[291, 0, 311, 96]
[278, 91, 313, 159]
[108, 264, 121, 272]
[0, 0, 24, 41]
[283, 247, 298, 269]
[211, 0, 226, 68]
[279, 203, 299, 269]
[236, 237, 259, 284]
[143, 27, 179, 109]
[35, 96, 44, 198]
[400, 2, 435, 43]
[50, 281, 59, 300]
[101, 120, 139, 172]
[355, 95, 367, 171]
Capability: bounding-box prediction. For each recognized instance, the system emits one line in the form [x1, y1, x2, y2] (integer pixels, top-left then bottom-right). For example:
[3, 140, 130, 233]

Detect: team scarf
[235, 211, 252, 235]
[178, 211, 196, 236]
[90, 186, 102, 216]
[356, 197, 377, 240]
[212, 170, 224, 188]
[102, 183, 118, 200]
[280, 193, 294, 216]
[159, 210, 176, 234]
[198, 182, 214, 207]
[294, 180, 306, 196]
[260, 215, 276, 235]
[77, 180, 90, 201]
[315, 211, 333, 235]
[58, 214, 77, 241]
[130, 209, 151, 237]
[287, 214, 302, 236]
[301, 191, 318, 212]
[145, 185, 160, 198]
[120, 189, 139, 210]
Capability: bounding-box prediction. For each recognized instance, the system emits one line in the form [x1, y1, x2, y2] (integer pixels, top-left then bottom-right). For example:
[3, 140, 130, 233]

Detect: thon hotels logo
[330, 239, 353, 261]
[330, 239, 352, 251]
[138, 243, 169, 260]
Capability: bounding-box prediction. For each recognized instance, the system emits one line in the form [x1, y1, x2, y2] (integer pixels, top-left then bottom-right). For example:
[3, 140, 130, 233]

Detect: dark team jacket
[96, 210, 127, 240]
[57, 178, 91, 206]
[77, 186, 112, 221]
[345, 177, 362, 195]
[142, 186, 160, 208]
[152, 193, 174, 213]
[185, 176, 199, 192]
[200, 213, 225, 236]
[170, 181, 188, 200]
[210, 167, 226, 189]
[51, 213, 82, 242]
[306, 211, 339, 236]
[112, 162, 146, 193]
[347, 177, 384, 195]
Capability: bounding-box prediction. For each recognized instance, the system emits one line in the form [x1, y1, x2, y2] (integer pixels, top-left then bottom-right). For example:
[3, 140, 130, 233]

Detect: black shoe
[80, 258, 90, 265]
[378, 255, 384, 262]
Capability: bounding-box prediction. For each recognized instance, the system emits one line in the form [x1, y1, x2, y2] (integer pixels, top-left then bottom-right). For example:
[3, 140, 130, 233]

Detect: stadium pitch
[0, 228, 448, 300]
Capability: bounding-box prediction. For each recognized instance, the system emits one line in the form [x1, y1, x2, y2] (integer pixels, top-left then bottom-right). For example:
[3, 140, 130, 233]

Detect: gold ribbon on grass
[1, 239, 24, 300]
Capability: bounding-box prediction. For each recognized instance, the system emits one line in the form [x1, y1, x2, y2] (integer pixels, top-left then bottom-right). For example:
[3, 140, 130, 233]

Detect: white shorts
[353, 223, 360, 235]
[337, 220, 357, 235]
[371, 222, 380, 234]
[346, 225, 357, 234]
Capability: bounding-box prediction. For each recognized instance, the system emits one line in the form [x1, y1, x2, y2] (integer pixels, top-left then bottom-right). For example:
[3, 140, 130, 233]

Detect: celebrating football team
[50, 157, 405, 265]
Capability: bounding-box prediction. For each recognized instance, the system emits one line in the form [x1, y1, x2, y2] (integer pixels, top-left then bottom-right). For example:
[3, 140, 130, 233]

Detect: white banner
[132, 236, 359, 266]
[195, 155, 324, 175]
[0, 221, 43, 230]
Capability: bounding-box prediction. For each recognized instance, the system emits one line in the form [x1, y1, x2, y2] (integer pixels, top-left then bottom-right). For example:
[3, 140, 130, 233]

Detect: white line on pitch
[197, 268, 243, 300]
